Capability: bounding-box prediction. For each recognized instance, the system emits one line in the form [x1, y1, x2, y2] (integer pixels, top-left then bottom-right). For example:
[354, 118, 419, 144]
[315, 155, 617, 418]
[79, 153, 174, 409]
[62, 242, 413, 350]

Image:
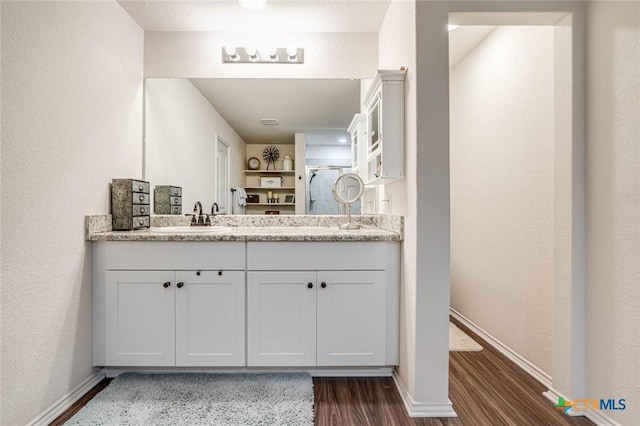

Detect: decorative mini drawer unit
[260, 176, 282, 188]
[111, 179, 150, 230]
[154, 185, 182, 215]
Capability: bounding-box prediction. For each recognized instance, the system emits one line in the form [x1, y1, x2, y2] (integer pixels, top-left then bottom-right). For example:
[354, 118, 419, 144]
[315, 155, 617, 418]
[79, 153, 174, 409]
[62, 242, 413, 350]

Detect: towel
[232, 187, 247, 214]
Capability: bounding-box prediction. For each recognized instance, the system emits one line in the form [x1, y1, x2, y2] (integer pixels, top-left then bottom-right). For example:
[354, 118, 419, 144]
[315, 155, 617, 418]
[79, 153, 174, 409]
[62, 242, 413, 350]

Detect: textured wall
[377, 0, 420, 401]
[586, 2, 640, 423]
[0, 2, 143, 424]
[145, 79, 246, 211]
[144, 31, 377, 79]
[450, 26, 555, 375]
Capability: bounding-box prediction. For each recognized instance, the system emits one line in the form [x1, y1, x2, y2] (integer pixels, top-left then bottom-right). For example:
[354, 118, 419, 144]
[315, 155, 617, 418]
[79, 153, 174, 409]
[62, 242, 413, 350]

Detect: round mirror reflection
[332, 173, 364, 230]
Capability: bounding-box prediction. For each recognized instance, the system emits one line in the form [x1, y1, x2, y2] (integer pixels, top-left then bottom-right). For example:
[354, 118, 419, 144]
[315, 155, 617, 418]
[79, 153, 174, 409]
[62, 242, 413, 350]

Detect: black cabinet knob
[218, 271, 223, 276]
[308, 282, 313, 289]
[321, 282, 327, 288]
[163, 282, 170, 288]
[177, 282, 184, 288]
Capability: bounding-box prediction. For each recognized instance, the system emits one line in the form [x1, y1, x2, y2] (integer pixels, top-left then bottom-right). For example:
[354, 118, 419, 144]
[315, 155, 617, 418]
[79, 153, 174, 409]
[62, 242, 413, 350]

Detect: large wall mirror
[144, 78, 363, 215]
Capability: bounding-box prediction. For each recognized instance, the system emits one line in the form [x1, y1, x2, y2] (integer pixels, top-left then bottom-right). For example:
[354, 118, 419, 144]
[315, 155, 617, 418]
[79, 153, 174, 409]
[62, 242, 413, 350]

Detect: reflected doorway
[306, 166, 361, 215]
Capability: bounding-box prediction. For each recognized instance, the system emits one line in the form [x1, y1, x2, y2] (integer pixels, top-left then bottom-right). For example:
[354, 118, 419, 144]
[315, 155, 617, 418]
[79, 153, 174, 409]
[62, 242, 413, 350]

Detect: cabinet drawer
[247, 242, 387, 270]
[132, 180, 150, 194]
[132, 216, 150, 229]
[133, 205, 150, 216]
[133, 192, 150, 204]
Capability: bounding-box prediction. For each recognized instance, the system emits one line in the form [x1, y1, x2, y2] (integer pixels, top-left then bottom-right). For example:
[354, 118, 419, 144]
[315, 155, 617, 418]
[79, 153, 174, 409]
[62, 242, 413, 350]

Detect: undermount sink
[149, 226, 232, 234]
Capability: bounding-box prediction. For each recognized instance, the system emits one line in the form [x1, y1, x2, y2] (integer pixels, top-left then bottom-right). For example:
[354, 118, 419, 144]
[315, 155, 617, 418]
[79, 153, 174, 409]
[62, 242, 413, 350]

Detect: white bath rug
[450, 322, 483, 352]
[64, 373, 314, 426]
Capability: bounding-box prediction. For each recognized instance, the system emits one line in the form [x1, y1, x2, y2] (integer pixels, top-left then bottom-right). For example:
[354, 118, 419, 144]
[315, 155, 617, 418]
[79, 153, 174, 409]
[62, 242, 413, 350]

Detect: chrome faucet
[211, 203, 219, 215]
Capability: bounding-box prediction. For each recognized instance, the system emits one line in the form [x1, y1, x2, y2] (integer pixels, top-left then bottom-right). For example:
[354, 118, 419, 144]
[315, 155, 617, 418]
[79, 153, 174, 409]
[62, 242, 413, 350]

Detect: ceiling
[118, 0, 391, 32]
[449, 26, 496, 70]
[189, 78, 361, 144]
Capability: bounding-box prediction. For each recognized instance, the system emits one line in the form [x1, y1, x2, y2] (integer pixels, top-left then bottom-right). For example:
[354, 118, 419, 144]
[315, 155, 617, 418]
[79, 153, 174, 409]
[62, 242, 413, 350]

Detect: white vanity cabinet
[105, 270, 176, 366]
[94, 242, 246, 367]
[363, 70, 406, 184]
[246, 242, 399, 368]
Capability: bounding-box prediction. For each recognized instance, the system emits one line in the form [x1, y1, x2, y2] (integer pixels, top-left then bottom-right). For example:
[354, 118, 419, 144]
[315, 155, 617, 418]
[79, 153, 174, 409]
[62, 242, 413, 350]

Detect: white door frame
[215, 135, 230, 214]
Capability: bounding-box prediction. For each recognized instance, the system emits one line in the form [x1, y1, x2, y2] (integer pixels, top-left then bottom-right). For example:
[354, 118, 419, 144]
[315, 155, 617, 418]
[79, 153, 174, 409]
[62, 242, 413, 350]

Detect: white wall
[0, 2, 143, 425]
[145, 31, 377, 79]
[450, 26, 555, 374]
[305, 146, 351, 167]
[377, 0, 424, 406]
[145, 79, 246, 211]
[586, 2, 640, 423]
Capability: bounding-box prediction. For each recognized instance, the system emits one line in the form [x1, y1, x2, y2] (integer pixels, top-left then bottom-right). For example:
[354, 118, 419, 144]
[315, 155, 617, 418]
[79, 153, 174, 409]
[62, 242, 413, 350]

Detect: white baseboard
[26, 368, 106, 426]
[450, 308, 552, 388]
[585, 409, 624, 426]
[543, 388, 623, 425]
[104, 367, 393, 378]
[391, 371, 457, 418]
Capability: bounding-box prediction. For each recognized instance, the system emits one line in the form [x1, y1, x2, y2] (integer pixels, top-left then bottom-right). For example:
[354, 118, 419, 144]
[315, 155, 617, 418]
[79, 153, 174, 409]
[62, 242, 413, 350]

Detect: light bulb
[245, 47, 258, 61]
[267, 47, 278, 61]
[224, 46, 238, 60]
[286, 47, 298, 61]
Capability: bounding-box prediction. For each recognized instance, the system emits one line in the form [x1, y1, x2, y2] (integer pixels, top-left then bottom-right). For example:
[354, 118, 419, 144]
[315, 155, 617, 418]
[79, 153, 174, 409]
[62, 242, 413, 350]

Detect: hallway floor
[51, 319, 593, 425]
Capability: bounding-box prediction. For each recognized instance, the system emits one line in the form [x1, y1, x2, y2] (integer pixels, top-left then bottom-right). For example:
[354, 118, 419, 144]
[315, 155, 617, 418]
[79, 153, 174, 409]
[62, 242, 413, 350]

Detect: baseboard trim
[450, 308, 552, 388]
[391, 370, 457, 418]
[104, 367, 394, 378]
[585, 408, 624, 426]
[543, 388, 622, 425]
[26, 368, 106, 426]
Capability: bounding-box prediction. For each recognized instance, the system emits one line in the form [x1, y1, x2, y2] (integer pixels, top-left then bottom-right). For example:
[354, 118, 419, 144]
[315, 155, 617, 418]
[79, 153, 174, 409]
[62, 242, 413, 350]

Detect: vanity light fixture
[222, 47, 304, 64]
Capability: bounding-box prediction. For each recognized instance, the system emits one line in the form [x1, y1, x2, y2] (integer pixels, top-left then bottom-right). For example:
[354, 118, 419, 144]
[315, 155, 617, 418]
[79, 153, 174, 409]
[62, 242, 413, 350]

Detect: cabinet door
[316, 271, 386, 366]
[247, 271, 316, 366]
[105, 271, 175, 366]
[175, 271, 245, 366]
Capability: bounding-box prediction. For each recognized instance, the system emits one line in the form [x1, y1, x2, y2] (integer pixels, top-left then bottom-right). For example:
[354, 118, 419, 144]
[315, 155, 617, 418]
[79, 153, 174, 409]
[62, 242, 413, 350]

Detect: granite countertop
[87, 226, 401, 242]
[85, 215, 404, 242]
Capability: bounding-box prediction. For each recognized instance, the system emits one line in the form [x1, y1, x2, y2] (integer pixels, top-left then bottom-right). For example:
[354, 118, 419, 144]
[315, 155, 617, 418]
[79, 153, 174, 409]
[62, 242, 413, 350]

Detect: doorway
[305, 166, 361, 215]
[447, 11, 584, 405]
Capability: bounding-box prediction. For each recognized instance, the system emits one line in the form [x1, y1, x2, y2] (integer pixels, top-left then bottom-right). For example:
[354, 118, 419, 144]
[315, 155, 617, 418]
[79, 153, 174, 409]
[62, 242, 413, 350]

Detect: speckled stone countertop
[86, 215, 403, 242]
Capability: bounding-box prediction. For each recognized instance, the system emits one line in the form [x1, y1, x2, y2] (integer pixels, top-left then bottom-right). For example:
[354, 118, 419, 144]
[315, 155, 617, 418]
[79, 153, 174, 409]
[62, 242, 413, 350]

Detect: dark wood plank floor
[51, 319, 593, 425]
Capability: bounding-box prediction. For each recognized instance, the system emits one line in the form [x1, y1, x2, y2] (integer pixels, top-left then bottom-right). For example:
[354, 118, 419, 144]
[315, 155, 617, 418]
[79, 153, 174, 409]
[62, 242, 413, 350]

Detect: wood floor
[51, 319, 593, 426]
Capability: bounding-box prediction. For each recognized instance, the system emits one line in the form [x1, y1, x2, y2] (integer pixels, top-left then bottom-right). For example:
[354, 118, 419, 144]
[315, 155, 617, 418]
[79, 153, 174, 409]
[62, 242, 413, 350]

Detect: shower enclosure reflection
[306, 166, 361, 215]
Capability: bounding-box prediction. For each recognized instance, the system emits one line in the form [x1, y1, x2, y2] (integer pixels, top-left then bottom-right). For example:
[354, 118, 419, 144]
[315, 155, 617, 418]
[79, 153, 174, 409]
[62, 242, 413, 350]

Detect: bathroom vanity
[88, 215, 402, 374]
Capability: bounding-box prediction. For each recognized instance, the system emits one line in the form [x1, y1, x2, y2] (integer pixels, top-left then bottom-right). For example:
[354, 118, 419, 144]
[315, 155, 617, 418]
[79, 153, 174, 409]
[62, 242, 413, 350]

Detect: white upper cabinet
[362, 70, 406, 184]
[348, 113, 364, 178]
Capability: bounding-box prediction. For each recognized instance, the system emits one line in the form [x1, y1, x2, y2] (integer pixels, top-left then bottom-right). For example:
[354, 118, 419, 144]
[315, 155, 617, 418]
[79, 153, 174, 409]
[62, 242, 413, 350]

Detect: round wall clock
[262, 146, 280, 170]
[248, 157, 260, 170]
